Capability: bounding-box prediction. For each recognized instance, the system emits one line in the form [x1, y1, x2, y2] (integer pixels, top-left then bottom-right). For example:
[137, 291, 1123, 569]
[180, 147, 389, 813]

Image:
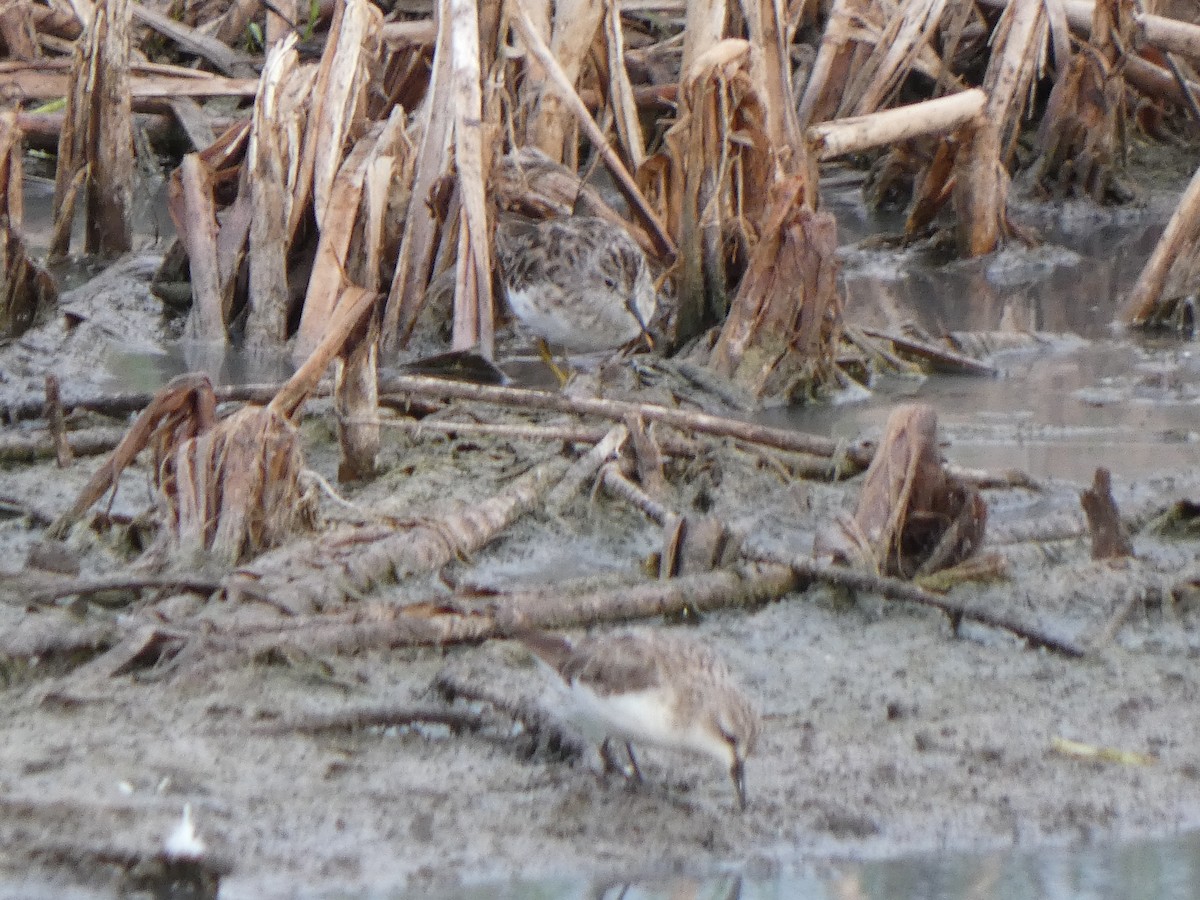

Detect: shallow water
[767, 176, 1200, 482]
[278, 831, 1200, 899]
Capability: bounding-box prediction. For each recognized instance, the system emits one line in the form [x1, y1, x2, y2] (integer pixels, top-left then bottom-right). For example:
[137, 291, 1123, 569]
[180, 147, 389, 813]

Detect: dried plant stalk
[524, 0, 605, 165]
[0, 105, 23, 225]
[807, 89, 986, 160]
[297, 123, 386, 355]
[1031, 0, 1133, 202]
[381, 0, 457, 349]
[0, 219, 58, 340]
[603, 0, 646, 168]
[798, 0, 956, 125]
[47, 374, 217, 540]
[307, 0, 383, 235]
[245, 35, 312, 346]
[708, 176, 842, 401]
[665, 39, 766, 342]
[175, 153, 225, 340]
[815, 404, 987, 578]
[52, 0, 134, 257]
[224, 457, 573, 614]
[158, 403, 314, 568]
[0, 0, 39, 59]
[1121, 160, 1200, 328]
[448, 0, 495, 355]
[335, 313, 380, 482]
[0, 108, 55, 339]
[838, 0, 949, 118]
[952, 0, 1046, 256]
[1080, 468, 1133, 560]
[951, 118, 1009, 256]
[797, 0, 855, 126]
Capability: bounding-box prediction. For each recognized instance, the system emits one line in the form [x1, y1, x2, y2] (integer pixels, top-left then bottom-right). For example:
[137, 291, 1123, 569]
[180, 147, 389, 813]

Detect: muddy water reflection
[775, 181, 1199, 482]
[403, 833, 1200, 900]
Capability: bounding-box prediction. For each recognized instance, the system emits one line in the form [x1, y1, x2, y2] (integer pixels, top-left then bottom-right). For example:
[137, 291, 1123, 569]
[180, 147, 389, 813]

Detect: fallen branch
[260, 703, 491, 735]
[0, 425, 128, 464]
[224, 457, 573, 615]
[23, 574, 223, 607]
[759, 549, 1085, 657]
[808, 90, 986, 161]
[377, 373, 874, 468]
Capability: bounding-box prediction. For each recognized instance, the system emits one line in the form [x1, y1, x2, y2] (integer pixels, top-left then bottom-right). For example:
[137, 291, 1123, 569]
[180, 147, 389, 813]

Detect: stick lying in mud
[596, 454, 1085, 657]
[376, 372, 874, 468]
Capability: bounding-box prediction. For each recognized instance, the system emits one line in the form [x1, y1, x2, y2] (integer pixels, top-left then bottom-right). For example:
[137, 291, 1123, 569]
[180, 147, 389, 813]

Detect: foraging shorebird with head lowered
[494, 215, 657, 355]
[517, 628, 762, 810]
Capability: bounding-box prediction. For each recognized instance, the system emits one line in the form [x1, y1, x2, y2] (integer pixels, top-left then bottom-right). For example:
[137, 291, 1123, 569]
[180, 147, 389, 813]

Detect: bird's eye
[604, 276, 618, 290]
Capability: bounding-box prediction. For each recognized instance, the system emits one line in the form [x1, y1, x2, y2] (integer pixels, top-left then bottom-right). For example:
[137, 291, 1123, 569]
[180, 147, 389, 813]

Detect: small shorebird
[495, 216, 657, 354]
[518, 628, 762, 810]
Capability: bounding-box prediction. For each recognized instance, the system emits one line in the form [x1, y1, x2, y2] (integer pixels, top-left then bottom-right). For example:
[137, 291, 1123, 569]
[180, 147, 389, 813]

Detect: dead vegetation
[3, 0, 1200, 658]
[7, 0, 1200, 884]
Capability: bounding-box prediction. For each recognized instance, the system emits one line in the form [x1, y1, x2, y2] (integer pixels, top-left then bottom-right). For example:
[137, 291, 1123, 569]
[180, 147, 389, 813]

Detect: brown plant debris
[0, 107, 56, 338]
[1031, 0, 1134, 203]
[1121, 159, 1200, 332]
[1080, 467, 1134, 560]
[51, 0, 134, 258]
[815, 403, 987, 578]
[222, 457, 572, 615]
[707, 176, 844, 403]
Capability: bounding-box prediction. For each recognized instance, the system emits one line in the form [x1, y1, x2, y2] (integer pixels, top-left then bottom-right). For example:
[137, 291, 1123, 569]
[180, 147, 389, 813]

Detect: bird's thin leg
[535, 338, 572, 387]
[625, 742, 644, 782]
[599, 738, 624, 776]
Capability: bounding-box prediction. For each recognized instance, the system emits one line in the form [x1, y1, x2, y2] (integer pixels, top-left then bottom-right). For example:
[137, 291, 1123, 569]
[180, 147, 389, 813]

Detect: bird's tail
[512, 627, 574, 675]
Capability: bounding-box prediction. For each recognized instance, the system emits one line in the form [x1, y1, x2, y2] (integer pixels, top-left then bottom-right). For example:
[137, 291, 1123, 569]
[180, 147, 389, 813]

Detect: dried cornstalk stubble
[521, 0, 605, 166]
[664, 38, 769, 342]
[951, 0, 1046, 255]
[45, 371, 309, 570]
[708, 176, 843, 402]
[51, 0, 134, 258]
[1121, 160, 1200, 331]
[0, 109, 56, 338]
[798, 0, 957, 127]
[815, 403, 987, 579]
[244, 34, 313, 346]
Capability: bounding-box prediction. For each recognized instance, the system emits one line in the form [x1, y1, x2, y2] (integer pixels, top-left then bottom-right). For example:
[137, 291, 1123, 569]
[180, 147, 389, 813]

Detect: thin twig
[378, 373, 873, 467]
[349, 414, 701, 455]
[752, 548, 1086, 657]
[509, 3, 676, 261]
[259, 703, 492, 735]
[25, 574, 223, 606]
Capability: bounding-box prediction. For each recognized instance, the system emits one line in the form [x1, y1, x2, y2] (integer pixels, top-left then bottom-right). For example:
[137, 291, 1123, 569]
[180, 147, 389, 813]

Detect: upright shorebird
[518, 628, 762, 810]
[494, 216, 657, 354]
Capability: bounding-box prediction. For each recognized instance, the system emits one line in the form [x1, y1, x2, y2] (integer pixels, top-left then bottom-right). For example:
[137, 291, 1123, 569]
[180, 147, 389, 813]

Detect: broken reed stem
[43, 375, 73, 468]
[599, 462, 672, 526]
[508, 3, 677, 261]
[0, 425, 128, 464]
[1121, 159, 1200, 325]
[346, 415, 701, 456]
[377, 373, 872, 467]
[807, 90, 986, 160]
[270, 286, 379, 419]
[23, 574, 224, 606]
[758, 549, 1086, 657]
[545, 424, 627, 512]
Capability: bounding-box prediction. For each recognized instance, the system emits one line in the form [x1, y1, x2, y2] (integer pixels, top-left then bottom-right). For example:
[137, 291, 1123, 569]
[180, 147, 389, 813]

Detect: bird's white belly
[505, 286, 640, 353]
[568, 683, 680, 749]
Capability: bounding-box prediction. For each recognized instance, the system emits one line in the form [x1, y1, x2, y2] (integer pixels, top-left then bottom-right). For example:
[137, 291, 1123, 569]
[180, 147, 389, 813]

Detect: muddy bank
[4, 258, 1200, 898]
